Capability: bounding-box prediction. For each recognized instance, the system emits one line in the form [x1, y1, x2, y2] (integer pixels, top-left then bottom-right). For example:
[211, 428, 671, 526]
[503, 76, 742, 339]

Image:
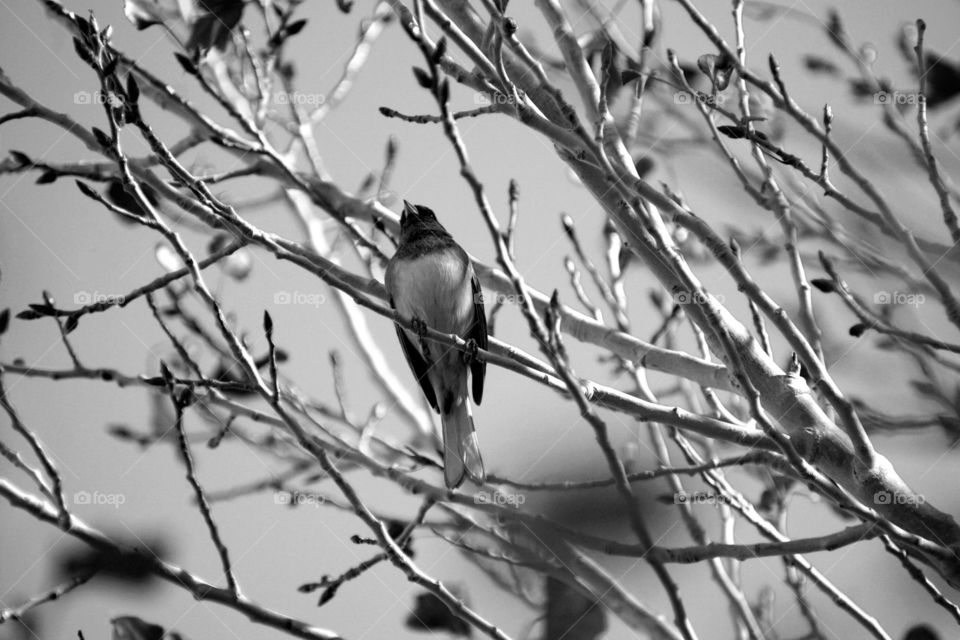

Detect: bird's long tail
[441, 399, 485, 489]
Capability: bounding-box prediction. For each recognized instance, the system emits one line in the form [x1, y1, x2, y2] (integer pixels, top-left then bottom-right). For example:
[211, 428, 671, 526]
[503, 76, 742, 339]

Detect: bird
[385, 200, 487, 488]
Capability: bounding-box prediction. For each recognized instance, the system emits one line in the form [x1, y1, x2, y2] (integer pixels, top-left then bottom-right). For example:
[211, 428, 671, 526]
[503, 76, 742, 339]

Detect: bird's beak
[402, 200, 418, 218]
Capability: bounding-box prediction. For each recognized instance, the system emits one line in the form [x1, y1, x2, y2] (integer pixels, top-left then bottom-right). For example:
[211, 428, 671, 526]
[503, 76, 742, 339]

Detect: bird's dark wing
[469, 273, 488, 404]
[390, 297, 439, 412]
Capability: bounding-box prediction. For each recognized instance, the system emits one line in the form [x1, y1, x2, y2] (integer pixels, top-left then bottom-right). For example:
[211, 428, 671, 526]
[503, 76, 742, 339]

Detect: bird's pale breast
[388, 249, 474, 335]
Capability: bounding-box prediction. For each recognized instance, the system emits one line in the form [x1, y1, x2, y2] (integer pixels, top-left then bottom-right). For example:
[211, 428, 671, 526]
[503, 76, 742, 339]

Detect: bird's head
[399, 201, 447, 240]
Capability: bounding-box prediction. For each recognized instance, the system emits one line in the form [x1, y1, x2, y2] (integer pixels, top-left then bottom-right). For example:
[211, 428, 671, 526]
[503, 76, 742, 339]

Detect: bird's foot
[463, 338, 479, 364]
[412, 317, 430, 356]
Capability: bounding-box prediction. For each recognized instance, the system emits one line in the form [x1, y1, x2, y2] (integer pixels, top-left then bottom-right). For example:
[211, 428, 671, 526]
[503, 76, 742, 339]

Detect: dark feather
[390, 296, 439, 412]
[469, 274, 487, 404]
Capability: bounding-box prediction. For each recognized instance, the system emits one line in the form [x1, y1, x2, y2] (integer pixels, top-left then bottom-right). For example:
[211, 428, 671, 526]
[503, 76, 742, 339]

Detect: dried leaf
[923, 53, 960, 109]
[263, 309, 273, 333]
[433, 37, 447, 64]
[106, 179, 157, 220]
[634, 156, 655, 178]
[16, 309, 44, 321]
[75, 180, 99, 201]
[803, 55, 840, 75]
[72, 37, 94, 66]
[111, 615, 164, 640]
[318, 583, 339, 606]
[92, 127, 112, 149]
[697, 52, 735, 91]
[123, 0, 187, 30]
[406, 588, 471, 636]
[825, 9, 847, 48]
[126, 73, 140, 104]
[546, 577, 606, 640]
[174, 52, 197, 74]
[717, 125, 747, 139]
[904, 623, 941, 640]
[386, 519, 415, 558]
[810, 278, 836, 293]
[412, 66, 432, 89]
[8, 150, 31, 167]
[103, 57, 119, 78]
[28, 302, 56, 316]
[849, 78, 875, 98]
[285, 19, 307, 37]
[186, 0, 245, 52]
[35, 171, 58, 185]
[64, 314, 80, 334]
[848, 323, 868, 337]
[620, 69, 643, 84]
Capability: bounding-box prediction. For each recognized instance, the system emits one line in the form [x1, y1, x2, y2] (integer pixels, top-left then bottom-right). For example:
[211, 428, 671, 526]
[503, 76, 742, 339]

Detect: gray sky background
[3, 1, 960, 639]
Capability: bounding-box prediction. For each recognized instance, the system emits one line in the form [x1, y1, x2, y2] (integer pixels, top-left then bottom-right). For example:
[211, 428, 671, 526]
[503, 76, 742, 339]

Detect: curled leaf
[106, 179, 158, 221]
[8, 150, 31, 167]
[634, 156, 655, 178]
[16, 309, 44, 321]
[412, 66, 432, 89]
[186, 0, 245, 52]
[716, 125, 747, 139]
[123, 0, 186, 30]
[126, 73, 140, 105]
[825, 9, 847, 48]
[64, 314, 80, 334]
[174, 52, 197, 74]
[849, 323, 868, 337]
[810, 278, 837, 293]
[803, 55, 840, 75]
[923, 53, 960, 109]
[285, 19, 307, 37]
[35, 171, 58, 185]
[546, 576, 607, 640]
[697, 52, 735, 91]
[406, 588, 471, 636]
[92, 127, 112, 149]
[111, 615, 164, 640]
